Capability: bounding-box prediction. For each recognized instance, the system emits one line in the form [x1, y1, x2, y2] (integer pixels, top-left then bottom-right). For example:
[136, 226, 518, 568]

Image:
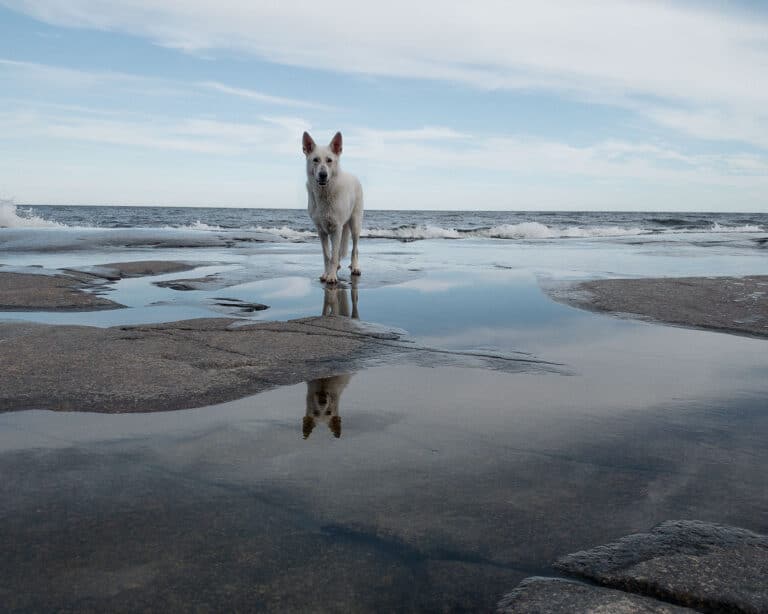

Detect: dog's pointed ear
[329, 416, 342, 438]
[329, 131, 343, 156]
[302, 131, 316, 155]
[302, 416, 315, 439]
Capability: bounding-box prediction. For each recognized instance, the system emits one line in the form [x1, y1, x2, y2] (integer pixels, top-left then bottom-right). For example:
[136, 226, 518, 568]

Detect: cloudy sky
[1, 1, 767, 211]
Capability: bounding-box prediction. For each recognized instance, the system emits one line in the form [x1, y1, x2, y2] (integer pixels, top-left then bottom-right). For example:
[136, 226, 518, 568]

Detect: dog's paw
[351, 268, 361, 276]
[325, 276, 338, 285]
[320, 274, 327, 282]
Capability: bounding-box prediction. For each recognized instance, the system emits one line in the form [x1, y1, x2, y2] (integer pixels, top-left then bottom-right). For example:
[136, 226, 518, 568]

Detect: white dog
[303, 131, 363, 284]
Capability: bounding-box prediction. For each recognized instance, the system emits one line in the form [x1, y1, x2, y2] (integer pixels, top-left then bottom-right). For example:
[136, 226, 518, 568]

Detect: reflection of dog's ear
[302, 416, 315, 439]
[329, 416, 342, 438]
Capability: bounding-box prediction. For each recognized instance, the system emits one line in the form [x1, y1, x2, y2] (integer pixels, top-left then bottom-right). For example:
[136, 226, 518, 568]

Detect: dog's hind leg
[340, 224, 350, 261]
[349, 211, 362, 276]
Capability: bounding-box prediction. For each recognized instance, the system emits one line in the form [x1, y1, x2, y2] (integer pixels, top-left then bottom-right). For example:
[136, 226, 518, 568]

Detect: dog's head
[303, 374, 350, 439]
[303, 131, 342, 188]
[304, 387, 342, 439]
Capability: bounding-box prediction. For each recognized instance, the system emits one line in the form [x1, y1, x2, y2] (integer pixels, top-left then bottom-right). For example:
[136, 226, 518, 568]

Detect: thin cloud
[198, 81, 337, 111]
[0, 58, 335, 113]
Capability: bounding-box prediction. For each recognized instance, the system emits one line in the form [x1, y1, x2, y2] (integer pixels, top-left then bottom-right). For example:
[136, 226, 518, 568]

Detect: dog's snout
[318, 169, 328, 181]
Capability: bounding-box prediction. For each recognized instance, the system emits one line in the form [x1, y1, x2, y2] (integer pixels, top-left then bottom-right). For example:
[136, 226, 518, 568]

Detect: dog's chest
[308, 188, 349, 232]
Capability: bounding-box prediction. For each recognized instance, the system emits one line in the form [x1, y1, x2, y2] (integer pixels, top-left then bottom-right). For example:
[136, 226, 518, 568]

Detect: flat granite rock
[555, 520, 768, 613]
[0, 262, 205, 311]
[498, 577, 696, 613]
[548, 275, 768, 339]
[63, 260, 199, 281]
[0, 271, 123, 311]
[0, 317, 375, 413]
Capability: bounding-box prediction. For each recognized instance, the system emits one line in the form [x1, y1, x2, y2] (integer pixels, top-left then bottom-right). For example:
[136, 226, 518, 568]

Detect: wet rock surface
[153, 274, 222, 291]
[498, 577, 696, 613]
[210, 297, 270, 313]
[551, 520, 768, 613]
[548, 275, 768, 339]
[0, 317, 371, 412]
[0, 271, 123, 311]
[64, 260, 199, 281]
[0, 261, 205, 311]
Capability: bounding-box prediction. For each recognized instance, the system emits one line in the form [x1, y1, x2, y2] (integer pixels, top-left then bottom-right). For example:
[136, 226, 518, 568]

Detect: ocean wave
[176, 220, 224, 231]
[0, 201, 65, 228]
[479, 222, 648, 239]
[360, 222, 649, 241]
[249, 225, 317, 240]
[711, 222, 764, 233]
[362, 225, 462, 240]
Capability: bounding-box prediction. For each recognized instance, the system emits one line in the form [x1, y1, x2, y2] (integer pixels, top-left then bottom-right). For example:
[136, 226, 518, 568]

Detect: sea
[2, 202, 766, 245]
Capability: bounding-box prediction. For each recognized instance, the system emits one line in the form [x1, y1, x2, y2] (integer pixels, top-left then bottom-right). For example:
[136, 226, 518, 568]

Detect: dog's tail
[340, 224, 350, 259]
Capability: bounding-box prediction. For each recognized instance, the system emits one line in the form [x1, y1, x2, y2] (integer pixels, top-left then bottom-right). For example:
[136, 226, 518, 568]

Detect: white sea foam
[361, 222, 647, 241]
[0, 201, 65, 228]
[711, 222, 764, 233]
[186, 220, 223, 231]
[250, 226, 317, 240]
[362, 225, 462, 240]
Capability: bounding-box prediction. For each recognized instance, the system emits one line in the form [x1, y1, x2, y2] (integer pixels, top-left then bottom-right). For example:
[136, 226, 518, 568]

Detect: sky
[0, 1, 767, 211]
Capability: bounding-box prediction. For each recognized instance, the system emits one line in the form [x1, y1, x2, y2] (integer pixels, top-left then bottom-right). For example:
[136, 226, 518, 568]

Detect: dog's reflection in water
[303, 282, 359, 439]
[303, 374, 351, 439]
[321, 278, 359, 319]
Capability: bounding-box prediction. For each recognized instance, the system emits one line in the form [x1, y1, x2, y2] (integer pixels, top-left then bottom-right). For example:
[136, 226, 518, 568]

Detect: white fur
[303, 131, 364, 284]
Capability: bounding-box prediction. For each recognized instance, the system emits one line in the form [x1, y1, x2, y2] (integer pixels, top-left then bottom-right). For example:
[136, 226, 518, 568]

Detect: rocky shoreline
[547, 275, 768, 339]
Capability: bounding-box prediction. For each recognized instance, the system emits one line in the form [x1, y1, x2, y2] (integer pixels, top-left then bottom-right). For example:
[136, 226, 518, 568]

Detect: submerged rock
[63, 260, 200, 280]
[555, 520, 768, 613]
[498, 577, 695, 613]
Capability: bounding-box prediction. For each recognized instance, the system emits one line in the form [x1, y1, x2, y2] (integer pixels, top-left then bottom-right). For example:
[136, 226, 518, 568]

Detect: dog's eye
[313, 157, 319, 163]
[326, 158, 332, 163]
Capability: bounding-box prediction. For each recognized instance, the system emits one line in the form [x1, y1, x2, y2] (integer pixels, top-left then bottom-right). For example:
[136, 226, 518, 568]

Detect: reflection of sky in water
[359, 271, 582, 345]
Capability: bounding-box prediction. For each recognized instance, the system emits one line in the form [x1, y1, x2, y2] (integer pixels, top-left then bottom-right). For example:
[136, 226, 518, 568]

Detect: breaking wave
[361, 222, 649, 241]
[250, 226, 316, 240]
[174, 220, 223, 231]
[711, 222, 764, 233]
[0, 201, 65, 228]
[363, 225, 462, 240]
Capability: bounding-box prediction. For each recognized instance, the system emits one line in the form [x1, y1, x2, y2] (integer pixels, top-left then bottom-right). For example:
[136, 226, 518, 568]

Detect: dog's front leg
[318, 230, 332, 282]
[325, 227, 343, 284]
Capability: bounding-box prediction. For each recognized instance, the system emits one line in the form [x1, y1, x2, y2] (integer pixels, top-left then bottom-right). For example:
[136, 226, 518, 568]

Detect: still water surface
[1, 254, 767, 611]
